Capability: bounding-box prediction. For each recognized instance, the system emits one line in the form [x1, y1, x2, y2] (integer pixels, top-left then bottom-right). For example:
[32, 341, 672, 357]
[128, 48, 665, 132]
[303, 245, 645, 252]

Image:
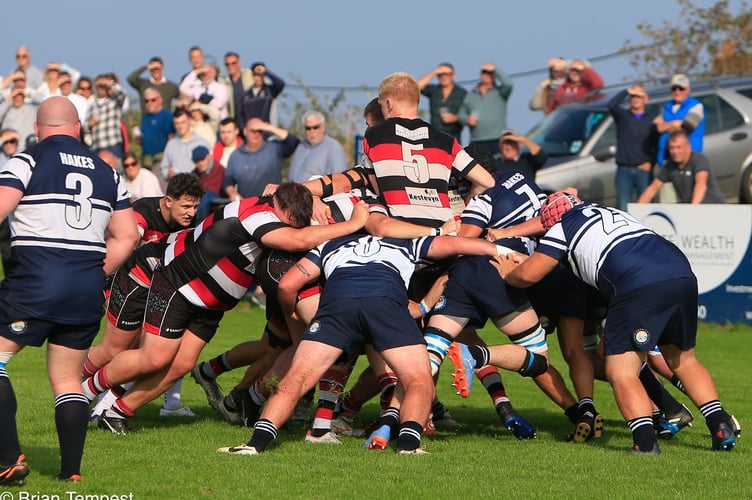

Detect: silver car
[528, 76, 752, 206]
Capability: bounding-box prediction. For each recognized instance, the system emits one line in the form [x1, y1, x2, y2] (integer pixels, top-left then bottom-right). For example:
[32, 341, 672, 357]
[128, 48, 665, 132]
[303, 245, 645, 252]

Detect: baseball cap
[670, 74, 690, 89]
[191, 145, 210, 162]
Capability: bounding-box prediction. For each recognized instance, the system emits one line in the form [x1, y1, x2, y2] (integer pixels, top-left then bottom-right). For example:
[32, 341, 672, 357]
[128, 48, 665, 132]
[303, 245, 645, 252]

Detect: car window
[593, 120, 616, 150]
[527, 109, 608, 156]
[718, 96, 745, 129]
[735, 87, 752, 100]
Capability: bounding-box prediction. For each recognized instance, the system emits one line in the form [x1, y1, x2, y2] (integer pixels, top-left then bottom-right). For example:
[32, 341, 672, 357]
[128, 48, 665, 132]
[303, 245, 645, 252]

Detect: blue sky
[2, 0, 741, 133]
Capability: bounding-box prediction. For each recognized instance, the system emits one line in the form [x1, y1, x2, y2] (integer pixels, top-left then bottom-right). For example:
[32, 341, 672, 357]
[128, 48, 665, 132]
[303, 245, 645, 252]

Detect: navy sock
[396, 420, 423, 451]
[55, 393, 90, 478]
[248, 418, 278, 452]
[0, 370, 21, 463]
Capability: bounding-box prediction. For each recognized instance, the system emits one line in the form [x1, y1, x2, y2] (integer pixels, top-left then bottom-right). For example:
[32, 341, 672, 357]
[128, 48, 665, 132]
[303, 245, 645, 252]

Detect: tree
[622, 0, 752, 83]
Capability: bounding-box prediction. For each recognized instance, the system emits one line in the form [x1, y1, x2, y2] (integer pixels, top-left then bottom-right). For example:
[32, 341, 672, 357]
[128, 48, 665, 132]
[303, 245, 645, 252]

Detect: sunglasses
[123, 161, 138, 167]
[437, 72, 452, 77]
[671, 86, 687, 92]
[78, 86, 91, 91]
[145, 97, 159, 103]
[225, 61, 239, 66]
[305, 124, 322, 131]
[3, 139, 19, 145]
[480, 69, 494, 75]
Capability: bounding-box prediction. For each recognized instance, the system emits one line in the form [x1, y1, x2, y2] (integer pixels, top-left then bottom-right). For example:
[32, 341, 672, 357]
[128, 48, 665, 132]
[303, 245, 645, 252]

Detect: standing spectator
[637, 130, 725, 204]
[127, 57, 180, 112]
[237, 63, 285, 129]
[417, 63, 467, 140]
[0, 129, 20, 164]
[545, 59, 604, 114]
[56, 72, 88, 135]
[461, 62, 513, 155]
[160, 108, 210, 180]
[608, 84, 657, 211]
[140, 88, 175, 185]
[214, 117, 242, 167]
[0, 78, 37, 142]
[223, 52, 253, 124]
[75, 77, 94, 105]
[224, 118, 299, 200]
[121, 152, 164, 202]
[87, 74, 127, 159]
[0, 97, 139, 484]
[180, 46, 205, 84]
[495, 128, 548, 181]
[287, 111, 348, 183]
[3, 47, 43, 90]
[191, 145, 225, 218]
[530, 58, 568, 112]
[655, 74, 705, 165]
[179, 62, 228, 119]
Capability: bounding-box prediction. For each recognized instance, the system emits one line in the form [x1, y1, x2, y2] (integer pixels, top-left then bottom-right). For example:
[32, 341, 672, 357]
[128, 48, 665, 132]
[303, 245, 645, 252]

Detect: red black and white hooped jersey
[323, 187, 378, 223]
[133, 196, 196, 244]
[363, 117, 477, 227]
[159, 197, 287, 310]
[0, 135, 130, 323]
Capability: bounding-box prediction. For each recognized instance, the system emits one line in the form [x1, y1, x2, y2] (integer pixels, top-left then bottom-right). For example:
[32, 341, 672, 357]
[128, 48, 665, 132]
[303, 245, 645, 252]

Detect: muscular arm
[491, 252, 558, 287]
[426, 235, 501, 260]
[464, 164, 495, 197]
[0, 186, 23, 223]
[366, 212, 433, 238]
[103, 208, 140, 275]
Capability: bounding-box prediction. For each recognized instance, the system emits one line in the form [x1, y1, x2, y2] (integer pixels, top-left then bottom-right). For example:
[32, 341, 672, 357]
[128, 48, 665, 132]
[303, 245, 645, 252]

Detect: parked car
[527, 76, 752, 206]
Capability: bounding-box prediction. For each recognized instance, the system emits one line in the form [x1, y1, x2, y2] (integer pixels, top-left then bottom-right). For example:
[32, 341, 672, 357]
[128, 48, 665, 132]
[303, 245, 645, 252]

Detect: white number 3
[65, 172, 93, 229]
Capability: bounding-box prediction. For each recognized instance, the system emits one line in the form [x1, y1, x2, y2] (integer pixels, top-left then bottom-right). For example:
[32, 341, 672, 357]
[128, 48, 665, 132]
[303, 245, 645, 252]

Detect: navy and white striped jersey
[305, 234, 435, 304]
[461, 171, 546, 255]
[536, 204, 694, 300]
[0, 135, 131, 323]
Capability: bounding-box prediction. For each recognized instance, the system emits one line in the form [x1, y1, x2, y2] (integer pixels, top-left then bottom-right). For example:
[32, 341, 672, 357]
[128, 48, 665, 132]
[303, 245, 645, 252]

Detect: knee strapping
[508, 324, 548, 354]
[424, 327, 455, 362]
[0, 352, 16, 371]
[518, 350, 548, 378]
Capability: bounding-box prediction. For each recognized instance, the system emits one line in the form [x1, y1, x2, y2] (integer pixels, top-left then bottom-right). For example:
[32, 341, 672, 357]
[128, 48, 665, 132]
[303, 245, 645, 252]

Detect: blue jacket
[657, 96, 704, 164]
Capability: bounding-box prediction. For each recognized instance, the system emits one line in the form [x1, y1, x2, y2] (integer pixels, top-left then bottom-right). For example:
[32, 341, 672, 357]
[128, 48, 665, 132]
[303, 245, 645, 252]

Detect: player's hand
[311, 197, 330, 225]
[407, 300, 423, 319]
[486, 227, 509, 241]
[349, 200, 369, 227]
[489, 254, 521, 280]
[440, 216, 460, 236]
[262, 183, 279, 197]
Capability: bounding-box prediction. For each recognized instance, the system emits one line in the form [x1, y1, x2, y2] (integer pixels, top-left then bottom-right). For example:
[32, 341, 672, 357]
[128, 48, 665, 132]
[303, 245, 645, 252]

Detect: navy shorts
[0, 313, 100, 350]
[528, 264, 588, 320]
[437, 255, 529, 328]
[304, 297, 424, 358]
[602, 277, 698, 356]
[143, 270, 224, 343]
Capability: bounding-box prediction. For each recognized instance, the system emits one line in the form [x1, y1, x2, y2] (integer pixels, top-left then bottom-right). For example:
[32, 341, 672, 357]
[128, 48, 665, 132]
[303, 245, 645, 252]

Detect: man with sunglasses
[287, 110, 348, 183]
[654, 74, 705, 166]
[460, 62, 513, 155]
[127, 57, 180, 112]
[417, 63, 467, 140]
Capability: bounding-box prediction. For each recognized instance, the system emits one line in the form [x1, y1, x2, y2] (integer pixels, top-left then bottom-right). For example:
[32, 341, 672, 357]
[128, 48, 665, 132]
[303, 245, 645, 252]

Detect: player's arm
[278, 256, 321, 320]
[366, 212, 457, 239]
[103, 208, 140, 275]
[408, 272, 449, 319]
[490, 252, 558, 288]
[0, 186, 23, 223]
[260, 201, 368, 252]
[486, 217, 545, 241]
[464, 164, 495, 197]
[426, 235, 509, 260]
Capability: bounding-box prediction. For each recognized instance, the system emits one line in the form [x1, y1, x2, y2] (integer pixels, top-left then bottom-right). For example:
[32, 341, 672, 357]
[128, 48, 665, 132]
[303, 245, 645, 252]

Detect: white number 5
[401, 141, 429, 183]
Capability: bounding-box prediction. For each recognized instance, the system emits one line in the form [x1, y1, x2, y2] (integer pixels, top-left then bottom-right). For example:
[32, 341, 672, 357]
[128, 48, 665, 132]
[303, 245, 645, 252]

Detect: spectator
[191, 145, 226, 218]
[179, 61, 228, 119]
[188, 101, 219, 148]
[87, 74, 127, 159]
[654, 74, 705, 165]
[160, 108, 210, 180]
[180, 46, 205, 84]
[213, 117, 242, 167]
[637, 130, 724, 204]
[0, 129, 20, 164]
[122, 152, 164, 202]
[127, 57, 180, 112]
[223, 118, 299, 200]
[237, 63, 285, 129]
[0, 77, 37, 142]
[461, 62, 513, 155]
[287, 111, 348, 183]
[495, 128, 548, 181]
[140, 88, 176, 185]
[546, 59, 604, 114]
[222, 52, 253, 124]
[608, 84, 658, 211]
[56, 72, 88, 135]
[75, 77, 94, 105]
[417, 63, 467, 140]
[3, 46, 43, 90]
[530, 58, 568, 112]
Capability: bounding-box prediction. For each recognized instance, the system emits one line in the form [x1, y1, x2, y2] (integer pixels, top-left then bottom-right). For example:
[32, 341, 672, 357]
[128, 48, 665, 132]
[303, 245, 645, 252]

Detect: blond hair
[378, 72, 420, 107]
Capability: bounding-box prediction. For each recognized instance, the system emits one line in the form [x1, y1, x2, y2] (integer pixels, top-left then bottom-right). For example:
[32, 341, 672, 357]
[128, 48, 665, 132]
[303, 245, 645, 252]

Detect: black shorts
[437, 255, 530, 328]
[0, 314, 100, 350]
[527, 264, 588, 321]
[304, 297, 424, 358]
[106, 268, 148, 331]
[143, 270, 224, 342]
[603, 277, 698, 356]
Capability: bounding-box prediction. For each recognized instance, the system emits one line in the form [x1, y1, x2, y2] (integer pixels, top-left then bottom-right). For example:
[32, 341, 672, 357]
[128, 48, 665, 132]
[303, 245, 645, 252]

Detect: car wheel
[741, 164, 752, 203]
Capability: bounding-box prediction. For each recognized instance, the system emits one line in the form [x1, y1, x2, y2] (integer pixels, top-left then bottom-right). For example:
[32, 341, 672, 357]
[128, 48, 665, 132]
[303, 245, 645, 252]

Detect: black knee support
[518, 351, 548, 378]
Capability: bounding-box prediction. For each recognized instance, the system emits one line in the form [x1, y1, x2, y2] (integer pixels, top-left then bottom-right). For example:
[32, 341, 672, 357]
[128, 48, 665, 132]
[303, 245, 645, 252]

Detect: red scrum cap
[540, 191, 582, 230]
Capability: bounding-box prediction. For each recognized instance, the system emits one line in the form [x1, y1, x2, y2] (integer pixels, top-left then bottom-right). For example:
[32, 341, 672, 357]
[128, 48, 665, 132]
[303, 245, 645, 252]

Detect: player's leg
[308, 356, 355, 442]
[0, 336, 28, 485]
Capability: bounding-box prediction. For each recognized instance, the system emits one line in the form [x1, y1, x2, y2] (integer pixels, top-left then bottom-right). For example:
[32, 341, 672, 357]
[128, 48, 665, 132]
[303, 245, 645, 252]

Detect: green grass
[4, 301, 751, 499]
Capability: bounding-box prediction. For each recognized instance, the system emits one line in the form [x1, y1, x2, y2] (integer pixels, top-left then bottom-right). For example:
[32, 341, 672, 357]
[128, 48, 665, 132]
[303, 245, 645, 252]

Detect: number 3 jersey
[363, 117, 477, 227]
[0, 135, 131, 323]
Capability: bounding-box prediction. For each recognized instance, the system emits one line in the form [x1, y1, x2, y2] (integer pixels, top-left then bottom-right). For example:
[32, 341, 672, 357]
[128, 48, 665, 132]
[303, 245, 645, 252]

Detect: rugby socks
[627, 415, 657, 450]
[340, 390, 365, 417]
[311, 369, 348, 437]
[638, 363, 683, 415]
[82, 365, 112, 401]
[476, 366, 509, 407]
[377, 372, 398, 411]
[670, 375, 686, 394]
[82, 356, 99, 378]
[699, 400, 731, 433]
[565, 403, 581, 423]
[376, 407, 401, 434]
[201, 354, 233, 380]
[0, 366, 21, 463]
[248, 419, 278, 452]
[577, 397, 597, 417]
[162, 378, 183, 411]
[54, 393, 88, 478]
[105, 398, 136, 419]
[424, 329, 453, 376]
[396, 421, 423, 452]
[468, 345, 491, 368]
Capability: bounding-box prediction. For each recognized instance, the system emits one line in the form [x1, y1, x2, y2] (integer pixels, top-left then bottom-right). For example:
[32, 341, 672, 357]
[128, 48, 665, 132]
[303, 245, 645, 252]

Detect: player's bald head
[35, 96, 80, 140]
